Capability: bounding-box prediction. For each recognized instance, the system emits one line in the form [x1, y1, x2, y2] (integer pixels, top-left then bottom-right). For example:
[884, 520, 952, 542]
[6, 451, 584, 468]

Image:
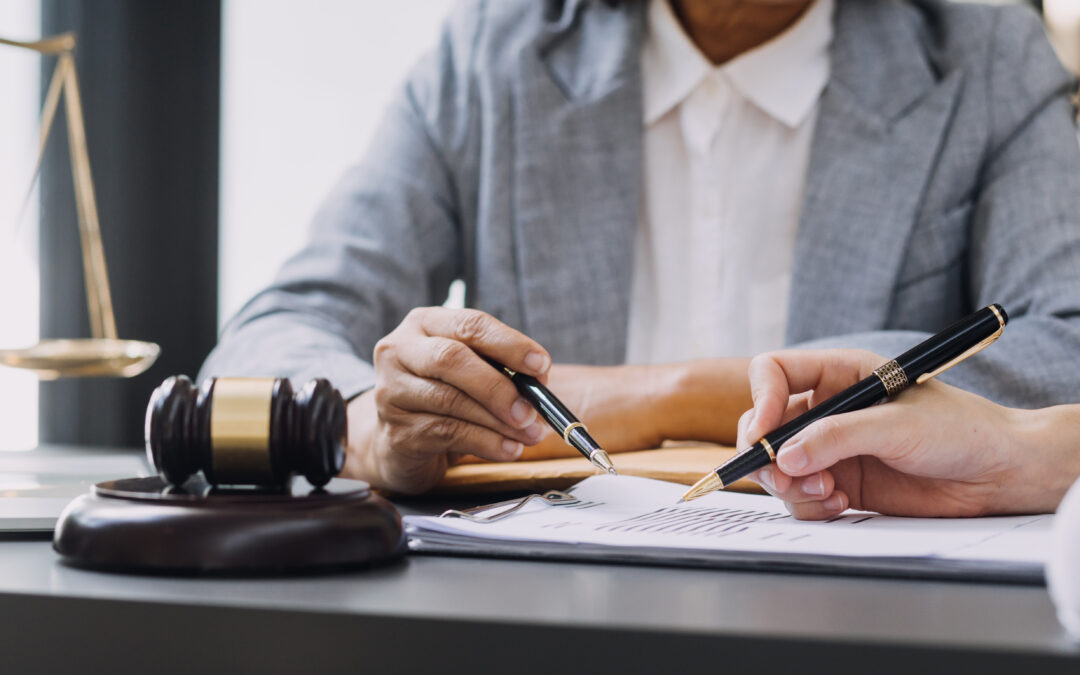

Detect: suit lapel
[787, 0, 964, 343]
[510, 0, 644, 365]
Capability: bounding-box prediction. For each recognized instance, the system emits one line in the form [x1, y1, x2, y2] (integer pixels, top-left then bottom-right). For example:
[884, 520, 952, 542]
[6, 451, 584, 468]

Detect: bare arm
[502, 358, 752, 461]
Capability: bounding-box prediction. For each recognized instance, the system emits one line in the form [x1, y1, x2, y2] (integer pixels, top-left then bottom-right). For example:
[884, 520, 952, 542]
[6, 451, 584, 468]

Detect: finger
[784, 491, 849, 521]
[774, 349, 884, 394]
[745, 353, 795, 442]
[761, 468, 835, 503]
[746, 350, 885, 443]
[748, 465, 792, 496]
[396, 336, 539, 431]
[383, 373, 548, 446]
[775, 406, 909, 477]
[402, 413, 528, 463]
[739, 391, 811, 450]
[736, 408, 754, 449]
[753, 465, 835, 503]
[412, 307, 551, 378]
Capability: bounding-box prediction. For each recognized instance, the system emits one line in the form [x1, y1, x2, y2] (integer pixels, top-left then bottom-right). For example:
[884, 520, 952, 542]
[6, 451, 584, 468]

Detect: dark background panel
[39, 0, 220, 447]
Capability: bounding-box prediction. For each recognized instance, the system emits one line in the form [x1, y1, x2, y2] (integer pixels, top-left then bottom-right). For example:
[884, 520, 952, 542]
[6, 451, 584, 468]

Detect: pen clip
[914, 322, 1004, 384]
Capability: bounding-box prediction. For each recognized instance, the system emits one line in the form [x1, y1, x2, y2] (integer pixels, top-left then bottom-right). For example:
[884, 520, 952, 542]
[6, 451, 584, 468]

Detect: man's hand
[737, 349, 1072, 519]
[343, 308, 551, 494]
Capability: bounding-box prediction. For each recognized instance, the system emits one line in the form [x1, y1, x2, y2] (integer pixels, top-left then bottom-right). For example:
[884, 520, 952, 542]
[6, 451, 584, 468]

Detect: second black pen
[483, 357, 617, 475]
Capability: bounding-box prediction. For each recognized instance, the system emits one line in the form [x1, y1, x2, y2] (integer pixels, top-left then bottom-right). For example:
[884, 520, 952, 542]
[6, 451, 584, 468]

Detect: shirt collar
[642, 0, 834, 128]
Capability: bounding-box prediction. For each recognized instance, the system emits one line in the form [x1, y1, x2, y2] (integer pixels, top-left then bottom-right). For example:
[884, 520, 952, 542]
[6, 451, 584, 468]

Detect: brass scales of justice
[0, 32, 159, 379]
[2, 33, 407, 575]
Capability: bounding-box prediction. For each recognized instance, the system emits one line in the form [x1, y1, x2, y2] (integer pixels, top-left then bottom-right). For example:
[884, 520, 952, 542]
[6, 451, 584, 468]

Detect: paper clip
[440, 490, 580, 523]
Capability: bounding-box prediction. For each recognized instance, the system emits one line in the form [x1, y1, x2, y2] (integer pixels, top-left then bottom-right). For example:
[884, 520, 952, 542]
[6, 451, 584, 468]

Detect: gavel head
[145, 375, 347, 488]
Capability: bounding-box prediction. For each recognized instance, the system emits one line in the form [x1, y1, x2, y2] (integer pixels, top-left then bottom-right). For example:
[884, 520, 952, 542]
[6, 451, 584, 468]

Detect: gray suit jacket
[202, 0, 1080, 409]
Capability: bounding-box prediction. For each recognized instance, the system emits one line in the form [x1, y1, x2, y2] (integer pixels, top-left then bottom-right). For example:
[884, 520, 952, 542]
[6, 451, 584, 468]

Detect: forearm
[521, 358, 751, 458]
[199, 311, 377, 399]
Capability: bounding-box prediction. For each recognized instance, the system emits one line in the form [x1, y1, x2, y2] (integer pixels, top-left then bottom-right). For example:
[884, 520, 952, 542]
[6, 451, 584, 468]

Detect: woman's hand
[737, 349, 1076, 519]
[343, 308, 551, 494]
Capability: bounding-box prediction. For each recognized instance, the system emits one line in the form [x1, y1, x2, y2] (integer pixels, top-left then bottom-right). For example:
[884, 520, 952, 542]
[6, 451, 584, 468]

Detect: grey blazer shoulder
[201, 0, 1080, 408]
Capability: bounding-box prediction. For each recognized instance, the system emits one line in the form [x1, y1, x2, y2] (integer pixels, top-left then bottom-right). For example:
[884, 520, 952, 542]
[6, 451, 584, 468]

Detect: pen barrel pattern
[873, 360, 909, 397]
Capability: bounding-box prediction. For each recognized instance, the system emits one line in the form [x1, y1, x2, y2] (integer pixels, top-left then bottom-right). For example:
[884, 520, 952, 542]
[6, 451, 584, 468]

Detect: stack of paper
[407, 475, 1052, 584]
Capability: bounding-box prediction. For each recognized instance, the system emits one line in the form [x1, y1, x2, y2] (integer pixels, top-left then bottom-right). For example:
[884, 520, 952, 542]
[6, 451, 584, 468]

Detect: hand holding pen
[682, 305, 1010, 514]
[351, 308, 554, 494]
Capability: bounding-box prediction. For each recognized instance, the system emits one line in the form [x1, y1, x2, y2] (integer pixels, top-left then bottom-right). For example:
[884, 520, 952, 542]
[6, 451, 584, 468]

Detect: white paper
[409, 475, 1052, 564]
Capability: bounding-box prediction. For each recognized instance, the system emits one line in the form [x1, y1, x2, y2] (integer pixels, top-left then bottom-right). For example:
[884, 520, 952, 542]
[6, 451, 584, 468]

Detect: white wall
[219, 0, 456, 326]
[0, 1, 42, 451]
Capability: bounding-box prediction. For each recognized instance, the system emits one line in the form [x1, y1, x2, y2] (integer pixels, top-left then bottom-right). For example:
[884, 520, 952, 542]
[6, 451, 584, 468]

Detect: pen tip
[591, 450, 617, 476]
[679, 473, 724, 503]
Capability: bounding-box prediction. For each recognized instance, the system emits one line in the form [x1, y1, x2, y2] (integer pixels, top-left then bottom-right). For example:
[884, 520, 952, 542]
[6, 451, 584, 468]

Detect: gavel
[145, 375, 347, 488]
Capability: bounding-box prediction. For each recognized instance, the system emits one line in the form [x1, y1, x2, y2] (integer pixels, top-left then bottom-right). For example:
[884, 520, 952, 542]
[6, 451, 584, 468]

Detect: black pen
[484, 357, 617, 475]
[680, 304, 1009, 502]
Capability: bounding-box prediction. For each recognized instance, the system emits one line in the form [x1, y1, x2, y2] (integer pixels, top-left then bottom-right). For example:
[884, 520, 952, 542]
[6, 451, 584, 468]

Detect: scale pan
[0, 339, 160, 379]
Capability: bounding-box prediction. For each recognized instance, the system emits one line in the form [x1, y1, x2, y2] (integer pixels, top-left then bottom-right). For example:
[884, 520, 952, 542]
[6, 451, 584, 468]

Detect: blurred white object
[1049, 476, 1080, 638]
[1045, 0, 1080, 75]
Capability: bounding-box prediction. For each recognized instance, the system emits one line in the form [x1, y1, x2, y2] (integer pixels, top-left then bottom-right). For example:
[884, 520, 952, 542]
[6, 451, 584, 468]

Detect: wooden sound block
[53, 476, 406, 574]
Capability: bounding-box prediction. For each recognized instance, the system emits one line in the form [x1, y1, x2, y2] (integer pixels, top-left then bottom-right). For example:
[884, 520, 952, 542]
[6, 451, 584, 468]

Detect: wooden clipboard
[429, 444, 765, 496]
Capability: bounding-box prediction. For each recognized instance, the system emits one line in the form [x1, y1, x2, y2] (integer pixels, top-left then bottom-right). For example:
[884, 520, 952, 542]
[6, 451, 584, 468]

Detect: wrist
[645, 362, 686, 443]
[1006, 405, 1080, 513]
[344, 391, 383, 485]
[654, 358, 751, 445]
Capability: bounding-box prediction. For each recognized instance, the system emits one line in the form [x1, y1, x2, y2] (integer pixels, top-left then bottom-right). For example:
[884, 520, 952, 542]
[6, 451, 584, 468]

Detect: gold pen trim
[873, 359, 910, 397]
[563, 421, 586, 444]
[680, 472, 724, 502]
[760, 438, 776, 461]
[915, 306, 1006, 384]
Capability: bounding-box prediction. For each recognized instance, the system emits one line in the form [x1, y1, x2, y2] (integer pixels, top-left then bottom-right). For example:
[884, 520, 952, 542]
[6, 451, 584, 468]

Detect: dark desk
[0, 448, 1078, 674]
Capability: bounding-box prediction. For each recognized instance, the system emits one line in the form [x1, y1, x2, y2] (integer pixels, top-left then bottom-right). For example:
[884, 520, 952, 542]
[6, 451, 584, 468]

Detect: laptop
[0, 446, 150, 533]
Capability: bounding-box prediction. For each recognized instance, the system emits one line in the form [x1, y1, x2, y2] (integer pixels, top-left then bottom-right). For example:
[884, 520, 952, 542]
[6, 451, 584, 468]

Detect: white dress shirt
[625, 0, 834, 364]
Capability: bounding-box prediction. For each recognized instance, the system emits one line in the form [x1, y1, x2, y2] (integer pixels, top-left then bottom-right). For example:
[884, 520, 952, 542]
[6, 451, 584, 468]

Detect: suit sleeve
[795, 8, 1080, 408]
[199, 4, 481, 400]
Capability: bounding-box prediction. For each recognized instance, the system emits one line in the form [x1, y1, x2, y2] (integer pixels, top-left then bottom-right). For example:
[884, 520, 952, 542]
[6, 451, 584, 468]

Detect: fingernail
[777, 444, 808, 472]
[510, 398, 535, 426]
[757, 466, 775, 492]
[524, 351, 549, 374]
[525, 421, 546, 442]
[803, 474, 825, 497]
[824, 494, 844, 512]
[502, 439, 523, 459]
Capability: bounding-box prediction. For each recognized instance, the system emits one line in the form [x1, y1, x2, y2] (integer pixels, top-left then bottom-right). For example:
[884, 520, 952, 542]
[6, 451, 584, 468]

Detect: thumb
[774, 406, 903, 477]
